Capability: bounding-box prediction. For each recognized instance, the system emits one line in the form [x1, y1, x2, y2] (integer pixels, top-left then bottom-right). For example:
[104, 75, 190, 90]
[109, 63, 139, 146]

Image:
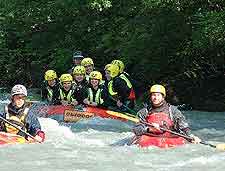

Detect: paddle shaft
[0, 116, 42, 143]
[140, 120, 220, 148]
[140, 120, 193, 140]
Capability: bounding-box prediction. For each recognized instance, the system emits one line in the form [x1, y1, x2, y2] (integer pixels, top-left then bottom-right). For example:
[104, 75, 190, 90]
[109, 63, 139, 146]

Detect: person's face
[90, 79, 99, 87]
[105, 70, 111, 81]
[47, 79, 56, 87]
[85, 65, 93, 75]
[73, 58, 82, 65]
[74, 74, 84, 83]
[13, 95, 26, 108]
[63, 82, 72, 91]
[150, 92, 165, 107]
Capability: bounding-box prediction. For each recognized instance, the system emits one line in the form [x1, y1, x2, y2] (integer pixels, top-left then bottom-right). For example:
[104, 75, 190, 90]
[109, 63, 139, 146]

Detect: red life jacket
[146, 112, 174, 136]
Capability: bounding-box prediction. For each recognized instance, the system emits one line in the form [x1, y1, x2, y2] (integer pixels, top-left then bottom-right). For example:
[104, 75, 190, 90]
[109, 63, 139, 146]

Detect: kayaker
[41, 70, 60, 104]
[105, 64, 135, 113]
[72, 66, 89, 105]
[81, 57, 94, 81]
[68, 51, 84, 74]
[132, 84, 201, 144]
[83, 71, 107, 107]
[0, 84, 45, 142]
[54, 74, 78, 106]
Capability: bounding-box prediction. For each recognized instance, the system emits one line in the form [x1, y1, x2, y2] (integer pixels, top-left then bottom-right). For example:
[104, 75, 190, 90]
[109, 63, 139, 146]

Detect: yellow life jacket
[88, 88, 104, 105]
[85, 75, 90, 82]
[119, 73, 132, 88]
[108, 74, 133, 96]
[46, 86, 53, 102]
[108, 80, 117, 96]
[4, 105, 29, 134]
[59, 88, 74, 103]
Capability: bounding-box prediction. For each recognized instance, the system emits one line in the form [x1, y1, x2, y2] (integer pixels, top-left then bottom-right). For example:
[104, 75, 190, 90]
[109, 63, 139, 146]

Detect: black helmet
[73, 51, 84, 59]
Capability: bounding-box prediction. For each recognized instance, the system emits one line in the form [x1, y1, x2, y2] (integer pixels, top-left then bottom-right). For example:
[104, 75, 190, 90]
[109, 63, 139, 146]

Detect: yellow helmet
[44, 70, 57, 81]
[111, 60, 125, 73]
[89, 71, 102, 81]
[81, 57, 94, 66]
[59, 74, 73, 83]
[104, 64, 112, 71]
[106, 64, 120, 78]
[73, 66, 86, 75]
[149, 84, 166, 97]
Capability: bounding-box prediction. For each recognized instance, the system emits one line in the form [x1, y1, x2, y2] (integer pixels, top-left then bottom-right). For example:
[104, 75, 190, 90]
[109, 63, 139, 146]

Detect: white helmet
[11, 84, 27, 96]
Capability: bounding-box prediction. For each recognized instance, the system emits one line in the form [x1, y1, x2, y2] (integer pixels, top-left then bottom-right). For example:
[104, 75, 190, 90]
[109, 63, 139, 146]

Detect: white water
[1, 99, 225, 171]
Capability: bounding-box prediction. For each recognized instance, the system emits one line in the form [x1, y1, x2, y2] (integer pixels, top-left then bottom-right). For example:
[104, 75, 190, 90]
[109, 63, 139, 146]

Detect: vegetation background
[0, 0, 225, 111]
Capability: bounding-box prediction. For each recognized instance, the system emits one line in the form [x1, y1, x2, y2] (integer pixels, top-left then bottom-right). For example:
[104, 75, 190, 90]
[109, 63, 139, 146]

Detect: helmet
[73, 51, 84, 59]
[149, 84, 166, 97]
[73, 66, 86, 75]
[106, 64, 120, 78]
[11, 84, 27, 96]
[90, 71, 102, 81]
[111, 60, 125, 73]
[81, 58, 94, 66]
[44, 70, 57, 81]
[59, 74, 73, 83]
[104, 64, 112, 71]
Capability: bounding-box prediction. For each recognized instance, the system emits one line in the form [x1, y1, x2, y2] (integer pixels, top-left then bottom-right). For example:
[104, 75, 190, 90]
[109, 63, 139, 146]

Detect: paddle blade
[216, 144, 225, 151]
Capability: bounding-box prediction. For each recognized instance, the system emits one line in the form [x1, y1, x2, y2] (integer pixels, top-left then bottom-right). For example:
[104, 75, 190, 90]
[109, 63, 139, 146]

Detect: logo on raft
[64, 110, 95, 122]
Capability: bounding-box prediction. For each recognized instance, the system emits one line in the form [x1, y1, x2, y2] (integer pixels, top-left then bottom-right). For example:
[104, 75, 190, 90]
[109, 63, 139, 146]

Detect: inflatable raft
[37, 105, 139, 123]
[132, 134, 187, 148]
[0, 132, 32, 146]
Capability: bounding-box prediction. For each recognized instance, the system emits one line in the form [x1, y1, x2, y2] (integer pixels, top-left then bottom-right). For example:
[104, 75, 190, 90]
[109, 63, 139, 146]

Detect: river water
[0, 91, 225, 171]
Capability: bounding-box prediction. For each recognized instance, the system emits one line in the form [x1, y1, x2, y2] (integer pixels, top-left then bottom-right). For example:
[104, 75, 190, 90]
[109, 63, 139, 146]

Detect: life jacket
[46, 86, 54, 102]
[4, 105, 29, 134]
[85, 75, 90, 82]
[108, 74, 136, 100]
[145, 112, 174, 136]
[59, 88, 74, 103]
[119, 73, 136, 100]
[88, 87, 104, 105]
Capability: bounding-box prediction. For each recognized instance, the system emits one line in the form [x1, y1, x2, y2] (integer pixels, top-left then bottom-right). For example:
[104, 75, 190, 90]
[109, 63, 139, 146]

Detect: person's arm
[171, 106, 190, 134]
[25, 112, 45, 142]
[51, 87, 61, 105]
[0, 112, 6, 131]
[171, 105, 201, 143]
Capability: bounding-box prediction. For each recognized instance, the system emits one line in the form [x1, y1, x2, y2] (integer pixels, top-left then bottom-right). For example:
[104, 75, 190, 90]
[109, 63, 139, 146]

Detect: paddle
[105, 110, 139, 123]
[140, 120, 225, 150]
[0, 116, 42, 143]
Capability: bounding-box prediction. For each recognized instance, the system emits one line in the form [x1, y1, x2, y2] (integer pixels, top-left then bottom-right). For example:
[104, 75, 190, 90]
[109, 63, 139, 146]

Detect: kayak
[37, 105, 139, 123]
[0, 132, 33, 146]
[132, 134, 187, 148]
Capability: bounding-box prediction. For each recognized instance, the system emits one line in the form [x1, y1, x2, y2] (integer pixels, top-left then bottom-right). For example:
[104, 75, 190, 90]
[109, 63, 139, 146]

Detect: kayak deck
[134, 134, 187, 148]
[0, 132, 32, 146]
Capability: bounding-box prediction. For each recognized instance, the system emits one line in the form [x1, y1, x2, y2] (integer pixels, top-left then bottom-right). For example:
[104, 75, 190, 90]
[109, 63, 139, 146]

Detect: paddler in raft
[104, 64, 136, 113]
[68, 51, 84, 74]
[81, 57, 95, 82]
[72, 66, 89, 106]
[0, 84, 45, 142]
[53, 74, 78, 106]
[41, 69, 60, 104]
[83, 71, 108, 107]
[132, 84, 201, 144]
